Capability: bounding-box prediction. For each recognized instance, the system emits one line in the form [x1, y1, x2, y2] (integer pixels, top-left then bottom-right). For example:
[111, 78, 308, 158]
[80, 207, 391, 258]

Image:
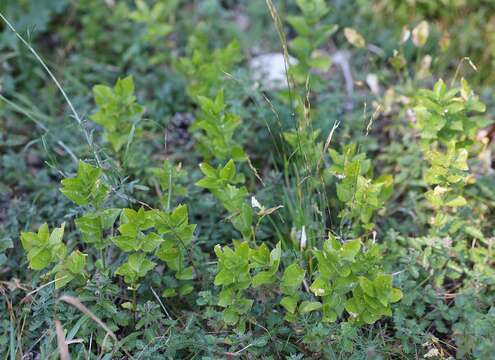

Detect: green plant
[190, 90, 251, 237]
[279, 262, 306, 321]
[75, 208, 121, 250]
[115, 252, 156, 286]
[215, 241, 284, 328]
[283, 124, 322, 172]
[177, 28, 242, 99]
[250, 242, 282, 288]
[61, 161, 120, 253]
[129, 0, 177, 43]
[423, 142, 469, 211]
[191, 91, 246, 162]
[214, 241, 252, 328]
[379, 77, 495, 356]
[90, 75, 144, 153]
[61, 161, 197, 292]
[20, 222, 66, 271]
[9, 1, 495, 357]
[60, 160, 110, 208]
[308, 236, 402, 324]
[329, 144, 394, 232]
[20, 222, 88, 289]
[196, 160, 252, 238]
[414, 79, 490, 232]
[154, 204, 196, 296]
[414, 79, 486, 148]
[113, 208, 160, 253]
[287, 0, 337, 85]
[149, 159, 188, 209]
[112, 207, 160, 286]
[128, 0, 180, 64]
[51, 250, 87, 289]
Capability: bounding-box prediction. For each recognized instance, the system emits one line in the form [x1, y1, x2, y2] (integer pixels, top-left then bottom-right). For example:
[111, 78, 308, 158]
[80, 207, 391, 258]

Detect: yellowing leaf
[412, 21, 429, 47]
[344, 27, 365, 48]
[389, 288, 403, 303]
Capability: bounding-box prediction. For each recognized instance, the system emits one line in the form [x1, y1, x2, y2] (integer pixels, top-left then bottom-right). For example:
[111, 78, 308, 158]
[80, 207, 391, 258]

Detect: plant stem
[100, 249, 105, 269]
[132, 284, 138, 326]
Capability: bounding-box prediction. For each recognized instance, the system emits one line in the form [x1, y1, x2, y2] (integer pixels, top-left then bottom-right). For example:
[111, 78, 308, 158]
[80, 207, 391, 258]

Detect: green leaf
[433, 79, 447, 98]
[20, 232, 37, 252]
[231, 203, 253, 238]
[286, 15, 310, 36]
[252, 271, 276, 287]
[223, 307, 239, 325]
[214, 269, 235, 286]
[322, 307, 338, 322]
[21, 223, 67, 271]
[48, 223, 65, 245]
[341, 239, 361, 260]
[76, 209, 120, 249]
[195, 177, 219, 189]
[310, 277, 330, 297]
[75, 213, 101, 244]
[192, 90, 245, 161]
[299, 301, 322, 314]
[116, 253, 156, 285]
[444, 195, 467, 207]
[307, 54, 332, 71]
[53, 269, 75, 290]
[140, 232, 163, 252]
[280, 296, 298, 314]
[465, 226, 484, 240]
[249, 243, 270, 267]
[344, 297, 360, 314]
[115, 75, 135, 98]
[362, 311, 380, 324]
[90, 75, 144, 152]
[28, 248, 53, 271]
[235, 298, 253, 314]
[358, 276, 375, 297]
[65, 251, 87, 274]
[176, 266, 194, 280]
[281, 263, 305, 294]
[178, 283, 194, 296]
[218, 288, 234, 307]
[270, 242, 282, 266]
[296, 0, 329, 18]
[373, 273, 392, 305]
[220, 160, 236, 181]
[389, 288, 403, 303]
[60, 161, 109, 208]
[162, 288, 177, 298]
[199, 162, 217, 178]
[170, 204, 188, 225]
[112, 236, 139, 252]
[53, 250, 88, 289]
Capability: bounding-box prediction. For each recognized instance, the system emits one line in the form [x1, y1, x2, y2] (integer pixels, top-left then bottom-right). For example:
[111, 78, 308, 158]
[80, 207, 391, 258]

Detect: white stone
[249, 53, 298, 90]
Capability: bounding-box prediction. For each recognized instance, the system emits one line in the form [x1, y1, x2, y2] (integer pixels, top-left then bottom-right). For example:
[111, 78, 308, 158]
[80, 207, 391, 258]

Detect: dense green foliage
[1, 1, 495, 359]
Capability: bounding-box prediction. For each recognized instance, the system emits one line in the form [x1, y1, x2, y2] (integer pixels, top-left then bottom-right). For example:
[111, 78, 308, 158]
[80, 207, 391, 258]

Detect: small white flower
[251, 196, 262, 210]
[313, 288, 325, 296]
[424, 348, 440, 358]
[400, 26, 410, 44]
[366, 73, 380, 95]
[300, 225, 307, 250]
